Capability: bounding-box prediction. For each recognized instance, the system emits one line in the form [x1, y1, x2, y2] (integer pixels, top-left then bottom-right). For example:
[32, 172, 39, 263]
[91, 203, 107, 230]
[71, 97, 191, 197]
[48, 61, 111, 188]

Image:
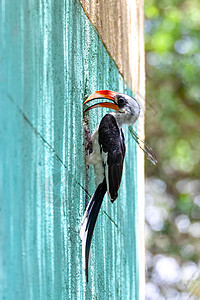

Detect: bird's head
[83, 90, 140, 124]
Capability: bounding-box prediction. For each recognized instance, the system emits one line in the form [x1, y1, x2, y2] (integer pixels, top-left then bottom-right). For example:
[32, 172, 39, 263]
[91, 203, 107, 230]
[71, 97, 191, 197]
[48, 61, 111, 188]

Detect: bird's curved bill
[83, 90, 119, 113]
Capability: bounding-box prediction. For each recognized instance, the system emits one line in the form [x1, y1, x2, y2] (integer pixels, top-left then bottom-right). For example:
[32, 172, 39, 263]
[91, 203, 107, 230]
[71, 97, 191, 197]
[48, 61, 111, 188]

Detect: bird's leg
[83, 114, 93, 209]
[83, 114, 93, 157]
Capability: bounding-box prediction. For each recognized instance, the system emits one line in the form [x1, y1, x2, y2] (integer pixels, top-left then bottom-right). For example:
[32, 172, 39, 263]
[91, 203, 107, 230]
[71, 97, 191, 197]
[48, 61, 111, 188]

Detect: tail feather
[80, 178, 107, 282]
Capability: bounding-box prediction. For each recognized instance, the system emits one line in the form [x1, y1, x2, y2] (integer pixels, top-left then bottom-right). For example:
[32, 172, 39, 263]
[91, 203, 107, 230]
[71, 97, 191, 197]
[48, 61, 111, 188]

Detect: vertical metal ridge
[0, 0, 142, 298]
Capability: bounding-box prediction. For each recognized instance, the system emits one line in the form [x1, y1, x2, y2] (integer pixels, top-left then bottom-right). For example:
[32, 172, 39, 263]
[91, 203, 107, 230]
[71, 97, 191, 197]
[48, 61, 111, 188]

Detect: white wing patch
[101, 150, 112, 201]
[86, 129, 105, 187]
[80, 198, 94, 273]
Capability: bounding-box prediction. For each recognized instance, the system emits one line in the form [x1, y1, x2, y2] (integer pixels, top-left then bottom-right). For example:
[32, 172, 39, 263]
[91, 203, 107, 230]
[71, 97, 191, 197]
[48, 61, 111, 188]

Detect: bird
[80, 90, 141, 282]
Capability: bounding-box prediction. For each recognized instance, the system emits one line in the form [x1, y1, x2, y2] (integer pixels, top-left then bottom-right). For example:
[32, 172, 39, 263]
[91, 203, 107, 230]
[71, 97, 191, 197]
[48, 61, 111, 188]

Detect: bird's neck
[110, 112, 138, 128]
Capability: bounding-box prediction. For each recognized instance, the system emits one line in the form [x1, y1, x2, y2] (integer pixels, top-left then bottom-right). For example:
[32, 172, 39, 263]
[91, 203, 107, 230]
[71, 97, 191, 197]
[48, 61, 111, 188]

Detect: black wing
[98, 113, 126, 202]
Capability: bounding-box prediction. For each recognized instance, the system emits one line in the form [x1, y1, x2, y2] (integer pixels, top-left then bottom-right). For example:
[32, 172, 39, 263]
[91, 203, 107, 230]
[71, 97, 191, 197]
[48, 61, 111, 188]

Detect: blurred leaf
[177, 194, 192, 213]
[145, 0, 200, 298]
[151, 32, 174, 53]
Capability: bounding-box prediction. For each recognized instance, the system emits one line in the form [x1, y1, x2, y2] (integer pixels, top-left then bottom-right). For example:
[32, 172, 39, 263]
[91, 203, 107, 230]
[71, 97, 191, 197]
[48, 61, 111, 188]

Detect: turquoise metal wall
[0, 0, 139, 299]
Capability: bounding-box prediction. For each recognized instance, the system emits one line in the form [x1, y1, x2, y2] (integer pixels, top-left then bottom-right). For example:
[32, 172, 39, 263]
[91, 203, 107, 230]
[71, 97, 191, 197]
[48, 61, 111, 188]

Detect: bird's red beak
[83, 90, 120, 112]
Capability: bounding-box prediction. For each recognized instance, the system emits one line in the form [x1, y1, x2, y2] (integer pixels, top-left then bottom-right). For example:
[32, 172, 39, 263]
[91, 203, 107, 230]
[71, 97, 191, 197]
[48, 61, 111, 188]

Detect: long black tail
[80, 178, 107, 282]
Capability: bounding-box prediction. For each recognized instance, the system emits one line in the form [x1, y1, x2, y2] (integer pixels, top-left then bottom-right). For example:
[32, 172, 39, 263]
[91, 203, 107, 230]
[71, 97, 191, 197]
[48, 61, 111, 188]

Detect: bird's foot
[83, 115, 93, 157]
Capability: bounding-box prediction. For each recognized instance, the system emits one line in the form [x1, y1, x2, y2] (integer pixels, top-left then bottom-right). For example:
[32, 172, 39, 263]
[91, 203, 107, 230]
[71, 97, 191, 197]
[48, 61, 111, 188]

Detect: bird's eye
[118, 97, 125, 106]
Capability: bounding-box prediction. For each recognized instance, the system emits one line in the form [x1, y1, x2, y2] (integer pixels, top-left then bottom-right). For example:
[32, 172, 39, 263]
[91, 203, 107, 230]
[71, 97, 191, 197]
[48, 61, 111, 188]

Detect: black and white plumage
[99, 113, 126, 201]
[80, 90, 140, 282]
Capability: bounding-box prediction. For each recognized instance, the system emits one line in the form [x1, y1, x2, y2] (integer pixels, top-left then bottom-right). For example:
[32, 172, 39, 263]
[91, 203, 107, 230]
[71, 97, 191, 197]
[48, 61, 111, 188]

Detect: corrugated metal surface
[0, 0, 139, 299]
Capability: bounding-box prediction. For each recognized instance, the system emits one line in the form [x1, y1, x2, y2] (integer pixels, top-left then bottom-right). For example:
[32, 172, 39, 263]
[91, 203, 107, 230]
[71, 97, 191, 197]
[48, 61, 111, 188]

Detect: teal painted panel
[0, 0, 139, 299]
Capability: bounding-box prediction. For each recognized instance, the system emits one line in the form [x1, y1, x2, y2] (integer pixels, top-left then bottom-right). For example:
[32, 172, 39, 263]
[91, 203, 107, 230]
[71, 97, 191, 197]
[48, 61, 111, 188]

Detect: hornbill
[80, 90, 141, 282]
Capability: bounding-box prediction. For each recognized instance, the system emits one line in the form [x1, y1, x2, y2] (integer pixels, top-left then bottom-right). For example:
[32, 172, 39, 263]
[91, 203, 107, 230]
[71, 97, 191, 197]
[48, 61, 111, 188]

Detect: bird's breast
[86, 128, 105, 187]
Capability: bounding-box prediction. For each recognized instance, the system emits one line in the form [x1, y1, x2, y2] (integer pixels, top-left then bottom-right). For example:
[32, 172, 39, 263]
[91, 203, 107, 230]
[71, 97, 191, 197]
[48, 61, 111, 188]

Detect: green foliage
[145, 0, 200, 298]
[145, 0, 200, 179]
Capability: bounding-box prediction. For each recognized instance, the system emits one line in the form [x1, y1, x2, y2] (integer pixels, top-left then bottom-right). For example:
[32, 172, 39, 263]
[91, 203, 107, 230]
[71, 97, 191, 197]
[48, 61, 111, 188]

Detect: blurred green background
[145, 0, 200, 299]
